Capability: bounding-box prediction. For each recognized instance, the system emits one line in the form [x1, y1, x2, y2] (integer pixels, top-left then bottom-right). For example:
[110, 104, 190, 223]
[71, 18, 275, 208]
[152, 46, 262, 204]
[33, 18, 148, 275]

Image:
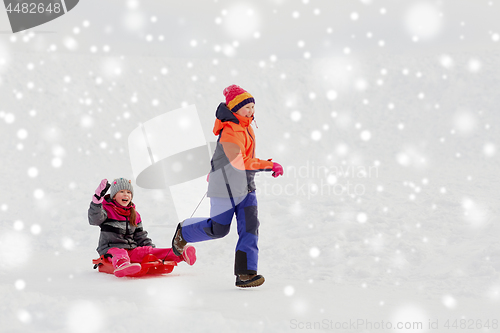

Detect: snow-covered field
[2, 1, 500, 333]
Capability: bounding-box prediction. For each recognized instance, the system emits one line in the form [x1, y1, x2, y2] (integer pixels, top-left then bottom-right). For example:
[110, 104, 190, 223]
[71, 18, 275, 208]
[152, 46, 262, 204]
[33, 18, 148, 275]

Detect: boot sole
[236, 275, 265, 288]
[114, 263, 142, 277]
[171, 223, 184, 256]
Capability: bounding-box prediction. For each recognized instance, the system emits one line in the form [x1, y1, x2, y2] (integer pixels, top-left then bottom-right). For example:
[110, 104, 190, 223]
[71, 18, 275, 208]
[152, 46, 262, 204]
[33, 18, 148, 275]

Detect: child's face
[114, 190, 132, 207]
[235, 102, 255, 118]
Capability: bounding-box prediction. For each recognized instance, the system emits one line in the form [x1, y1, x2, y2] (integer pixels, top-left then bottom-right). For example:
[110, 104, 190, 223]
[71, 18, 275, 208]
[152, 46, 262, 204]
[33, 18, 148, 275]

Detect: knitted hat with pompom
[223, 85, 255, 113]
[110, 178, 134, 199]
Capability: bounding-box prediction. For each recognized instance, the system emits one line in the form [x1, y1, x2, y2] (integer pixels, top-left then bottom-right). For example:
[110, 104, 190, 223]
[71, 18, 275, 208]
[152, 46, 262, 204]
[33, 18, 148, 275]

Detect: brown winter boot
[235, 274, 265, 288]
[171, 223, 187, 256]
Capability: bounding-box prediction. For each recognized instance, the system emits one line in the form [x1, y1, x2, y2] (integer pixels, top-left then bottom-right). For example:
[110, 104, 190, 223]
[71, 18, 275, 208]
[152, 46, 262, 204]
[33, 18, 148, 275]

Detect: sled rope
[190, 192, 207, 218]
[161, 249, 174, 264]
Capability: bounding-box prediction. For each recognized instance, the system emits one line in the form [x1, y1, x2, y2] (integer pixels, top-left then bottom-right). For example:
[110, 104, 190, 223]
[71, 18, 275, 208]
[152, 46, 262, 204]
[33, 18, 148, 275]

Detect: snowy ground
[2, 1, 500, 333]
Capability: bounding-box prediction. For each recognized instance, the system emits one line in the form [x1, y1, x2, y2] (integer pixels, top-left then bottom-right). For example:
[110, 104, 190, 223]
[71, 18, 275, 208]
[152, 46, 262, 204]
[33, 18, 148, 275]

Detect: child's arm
[88, 179, 109, 226]
[221, 131, 273, 172]
[88, 202, 107, 226]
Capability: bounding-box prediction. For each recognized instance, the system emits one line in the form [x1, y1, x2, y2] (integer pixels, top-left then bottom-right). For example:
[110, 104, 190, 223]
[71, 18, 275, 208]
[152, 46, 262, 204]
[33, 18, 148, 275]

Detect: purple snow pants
[181, 191, 260, 275]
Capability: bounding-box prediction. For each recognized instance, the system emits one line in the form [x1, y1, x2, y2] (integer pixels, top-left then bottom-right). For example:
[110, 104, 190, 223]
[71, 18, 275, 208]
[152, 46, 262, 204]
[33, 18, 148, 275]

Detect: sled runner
[92, 254, 177, 277]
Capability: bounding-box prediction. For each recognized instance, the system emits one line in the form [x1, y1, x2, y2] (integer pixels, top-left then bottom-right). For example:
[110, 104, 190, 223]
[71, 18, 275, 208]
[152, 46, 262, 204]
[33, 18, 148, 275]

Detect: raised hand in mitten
[92, 179, 110, 204]
[272, 162, 283, 178]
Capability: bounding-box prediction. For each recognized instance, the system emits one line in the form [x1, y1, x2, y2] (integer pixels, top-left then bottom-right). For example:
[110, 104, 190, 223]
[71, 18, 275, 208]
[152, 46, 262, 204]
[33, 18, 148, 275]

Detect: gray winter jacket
[88, 195, 154, 256]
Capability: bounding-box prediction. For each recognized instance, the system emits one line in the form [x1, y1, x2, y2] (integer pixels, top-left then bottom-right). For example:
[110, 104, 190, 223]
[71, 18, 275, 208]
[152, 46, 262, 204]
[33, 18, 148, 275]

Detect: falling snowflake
[309, 247, 321, 258]
[360, 130, 371, 141]
[66, 300, 104, 333]
[4, 113, 15, 124]
[284, 285, 295, 296]
[15, 279, 26, 290]
[0, 232, 32, 269]
[33, 189, 45, 200]
[483, 143, 496, 157]
[462, 197, 488, 228]
[62, 237, 76, 251]
[442, 295, 457, 309]
[327, 174, 338, 185]
[326, 90, 338, 100]
[31, 224, 42, 235]
[439, 54, 454, 69]
[453, 111, 477, 135]
[17, 128, 28, 139]
[17, 309, 32, 324]
[311, 130, 322, 141]
[52, 158, 63, 168]
[357, 212, 368, 223]
[222, 4, 261, 39]
[404, 2, 442, 40]
[467, 58, 482, 73]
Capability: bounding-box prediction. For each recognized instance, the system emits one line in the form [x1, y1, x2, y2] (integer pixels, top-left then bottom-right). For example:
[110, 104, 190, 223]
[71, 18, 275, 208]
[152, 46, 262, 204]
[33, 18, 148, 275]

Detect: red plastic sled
[92, 254, 177, 277]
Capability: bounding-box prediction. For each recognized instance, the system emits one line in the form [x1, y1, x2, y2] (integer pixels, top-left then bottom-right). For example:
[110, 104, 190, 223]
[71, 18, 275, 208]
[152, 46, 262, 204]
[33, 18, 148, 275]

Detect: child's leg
[234, 192, 260, 276]
[150, 247, 196, 265]
[128, 246, 189, 264]
[181, 197, 235, 243]
[106, 248, 131, 268]
[149, 248, 183, 263]
[107, 247, 142, 277]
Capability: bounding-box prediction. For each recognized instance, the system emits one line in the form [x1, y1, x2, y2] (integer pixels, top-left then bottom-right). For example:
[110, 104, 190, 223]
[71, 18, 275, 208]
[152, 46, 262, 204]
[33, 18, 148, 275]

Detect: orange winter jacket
[207, 103, 273, 198]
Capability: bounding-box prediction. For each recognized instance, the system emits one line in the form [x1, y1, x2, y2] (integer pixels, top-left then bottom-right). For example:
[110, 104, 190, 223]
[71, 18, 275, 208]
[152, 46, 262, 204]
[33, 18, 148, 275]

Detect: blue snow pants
[181, 191, 260, 275]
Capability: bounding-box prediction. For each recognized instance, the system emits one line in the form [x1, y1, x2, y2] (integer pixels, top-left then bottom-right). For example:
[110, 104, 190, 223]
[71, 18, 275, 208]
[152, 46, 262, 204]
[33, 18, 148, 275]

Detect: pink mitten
[92, 179, 110, 204]
[272, 162, 283, 178]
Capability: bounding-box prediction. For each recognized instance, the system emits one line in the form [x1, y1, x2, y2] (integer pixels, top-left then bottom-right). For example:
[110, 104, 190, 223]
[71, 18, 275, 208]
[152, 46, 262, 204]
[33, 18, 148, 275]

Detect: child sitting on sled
[88, 178, 196, 277]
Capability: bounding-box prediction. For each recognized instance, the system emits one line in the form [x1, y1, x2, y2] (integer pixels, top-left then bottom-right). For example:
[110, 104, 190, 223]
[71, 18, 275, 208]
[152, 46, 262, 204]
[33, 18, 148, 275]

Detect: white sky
[1, 0, 500, 59]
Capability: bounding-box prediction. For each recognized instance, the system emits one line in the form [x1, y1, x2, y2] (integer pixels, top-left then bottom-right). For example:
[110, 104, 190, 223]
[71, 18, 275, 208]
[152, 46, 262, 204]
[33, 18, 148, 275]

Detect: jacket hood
[215, 103, 239, 123]
[213, 103, 253, 136]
